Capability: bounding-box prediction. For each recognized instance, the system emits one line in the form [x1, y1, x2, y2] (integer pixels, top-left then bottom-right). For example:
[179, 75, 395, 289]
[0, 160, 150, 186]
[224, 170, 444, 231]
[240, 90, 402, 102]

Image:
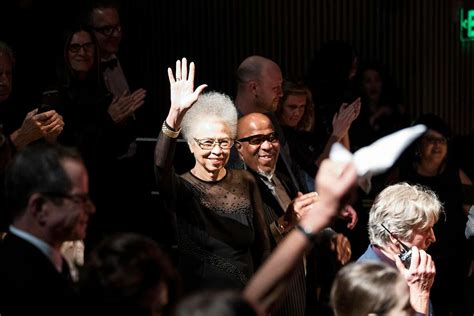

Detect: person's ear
[387, 233, 403, 249]
[27, 193, 48, 226]
[249, 80, 258, 96]
[235, 141, 242, 150]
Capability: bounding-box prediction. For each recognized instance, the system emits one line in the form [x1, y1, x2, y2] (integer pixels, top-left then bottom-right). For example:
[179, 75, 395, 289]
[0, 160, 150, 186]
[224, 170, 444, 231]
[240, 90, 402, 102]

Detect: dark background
[1, 0, 473, 255]
[1, 0, 473, 136]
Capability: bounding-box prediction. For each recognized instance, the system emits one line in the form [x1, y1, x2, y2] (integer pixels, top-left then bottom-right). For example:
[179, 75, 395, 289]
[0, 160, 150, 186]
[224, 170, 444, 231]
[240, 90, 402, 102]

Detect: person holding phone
[0, 41, 64, 151]
[357, 182, 441, 315]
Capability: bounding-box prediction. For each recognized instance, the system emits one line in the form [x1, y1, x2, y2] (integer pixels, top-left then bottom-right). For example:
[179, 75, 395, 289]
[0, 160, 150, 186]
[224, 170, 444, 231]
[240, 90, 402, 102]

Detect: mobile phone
[381, 224, 412, 268]
[38, 89, 60, 113]
[37, 103, 53, 114]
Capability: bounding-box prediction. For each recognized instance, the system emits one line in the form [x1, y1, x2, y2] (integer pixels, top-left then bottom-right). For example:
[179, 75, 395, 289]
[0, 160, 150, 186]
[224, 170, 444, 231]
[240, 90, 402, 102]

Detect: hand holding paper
[329, 124, 427, 192]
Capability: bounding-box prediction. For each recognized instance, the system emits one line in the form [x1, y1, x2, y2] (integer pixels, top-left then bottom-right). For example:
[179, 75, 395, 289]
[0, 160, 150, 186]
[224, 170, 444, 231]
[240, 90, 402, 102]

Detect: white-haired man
[358, 182, 442, 315]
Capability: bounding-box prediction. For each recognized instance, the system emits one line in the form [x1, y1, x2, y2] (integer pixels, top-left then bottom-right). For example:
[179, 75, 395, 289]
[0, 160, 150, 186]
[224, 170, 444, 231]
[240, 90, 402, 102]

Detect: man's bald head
[237, 56, 278, 84]
[236, 113, 280, 175]
[236, 56, 283, 114]
[237, 113, 274, 139]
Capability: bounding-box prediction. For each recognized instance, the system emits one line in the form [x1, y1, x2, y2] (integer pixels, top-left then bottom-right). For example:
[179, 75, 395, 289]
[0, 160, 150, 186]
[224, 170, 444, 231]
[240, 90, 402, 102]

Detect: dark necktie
[101, 58, 118, 71]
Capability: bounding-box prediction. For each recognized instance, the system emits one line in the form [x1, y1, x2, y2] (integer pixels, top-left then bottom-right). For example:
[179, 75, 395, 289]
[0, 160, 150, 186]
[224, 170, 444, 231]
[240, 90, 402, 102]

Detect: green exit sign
[460, 8, 474, 41]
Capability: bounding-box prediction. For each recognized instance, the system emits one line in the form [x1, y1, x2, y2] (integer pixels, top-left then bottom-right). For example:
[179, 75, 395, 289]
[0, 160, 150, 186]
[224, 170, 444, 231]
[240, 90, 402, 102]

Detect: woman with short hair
[154, 58, 269, 293]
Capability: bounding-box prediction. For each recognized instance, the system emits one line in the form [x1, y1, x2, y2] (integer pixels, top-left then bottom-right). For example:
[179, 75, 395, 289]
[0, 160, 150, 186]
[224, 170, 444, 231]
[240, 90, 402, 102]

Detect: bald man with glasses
[236, 113, 352, 316]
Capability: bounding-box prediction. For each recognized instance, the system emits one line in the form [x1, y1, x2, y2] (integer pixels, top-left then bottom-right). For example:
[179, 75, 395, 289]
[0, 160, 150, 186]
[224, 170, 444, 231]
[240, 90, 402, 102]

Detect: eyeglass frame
[92, 24, 122, 37]
[41, 191, 94, 207]
[193, 137, 234, 150]
[421, 135, 448, 145]
[68, 42, 95, 53]
[236, 132, 279, 146]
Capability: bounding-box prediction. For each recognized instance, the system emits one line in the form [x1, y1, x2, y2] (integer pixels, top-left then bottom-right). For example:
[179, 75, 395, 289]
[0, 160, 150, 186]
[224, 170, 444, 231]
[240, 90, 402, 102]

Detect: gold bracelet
[162, 121, 181, 138]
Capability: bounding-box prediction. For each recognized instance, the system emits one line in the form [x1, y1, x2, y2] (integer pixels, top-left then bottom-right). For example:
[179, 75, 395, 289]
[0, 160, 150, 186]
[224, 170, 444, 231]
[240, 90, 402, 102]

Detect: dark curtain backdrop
[1, 0, 473, 136]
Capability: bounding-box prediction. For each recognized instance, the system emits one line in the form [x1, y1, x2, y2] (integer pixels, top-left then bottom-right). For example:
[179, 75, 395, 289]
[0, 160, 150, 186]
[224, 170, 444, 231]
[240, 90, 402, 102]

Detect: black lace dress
[154, 132, 270, 292]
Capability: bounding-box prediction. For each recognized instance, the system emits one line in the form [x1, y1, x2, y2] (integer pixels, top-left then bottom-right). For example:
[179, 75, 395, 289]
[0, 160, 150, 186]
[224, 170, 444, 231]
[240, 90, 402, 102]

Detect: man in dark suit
[0, 143, 95, 316]
[235, 113, 353, 316]
[87, 0, 146, 120]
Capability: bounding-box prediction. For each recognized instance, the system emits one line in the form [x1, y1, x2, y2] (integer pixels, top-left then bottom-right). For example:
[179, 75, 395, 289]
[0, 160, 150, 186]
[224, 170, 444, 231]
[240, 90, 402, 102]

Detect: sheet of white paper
[329, 124, 427, 193]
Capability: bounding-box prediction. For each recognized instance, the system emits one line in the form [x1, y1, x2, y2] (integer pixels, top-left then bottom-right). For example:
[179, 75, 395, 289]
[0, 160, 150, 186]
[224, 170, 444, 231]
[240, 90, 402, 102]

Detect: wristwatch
[295, 224, 316, 242]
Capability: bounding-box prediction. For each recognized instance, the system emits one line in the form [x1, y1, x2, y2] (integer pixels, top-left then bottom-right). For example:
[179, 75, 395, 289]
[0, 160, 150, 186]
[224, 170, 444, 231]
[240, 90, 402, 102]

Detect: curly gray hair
[368, 182, 442, 247]
[181, 91, 238, 143]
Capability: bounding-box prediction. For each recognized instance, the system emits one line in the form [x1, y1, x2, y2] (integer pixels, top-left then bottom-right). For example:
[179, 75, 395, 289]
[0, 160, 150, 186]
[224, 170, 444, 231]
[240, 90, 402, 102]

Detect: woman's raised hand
[168, 58, 207, 113]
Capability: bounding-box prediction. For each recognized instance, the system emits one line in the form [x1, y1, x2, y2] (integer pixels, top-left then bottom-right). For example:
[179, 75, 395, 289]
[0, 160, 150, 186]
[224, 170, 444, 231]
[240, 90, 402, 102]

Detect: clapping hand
[338, 204, 358, 229]
[108, 88, 146, 124]
[332, 97, 361, 139]
[285, 192, 319, 226]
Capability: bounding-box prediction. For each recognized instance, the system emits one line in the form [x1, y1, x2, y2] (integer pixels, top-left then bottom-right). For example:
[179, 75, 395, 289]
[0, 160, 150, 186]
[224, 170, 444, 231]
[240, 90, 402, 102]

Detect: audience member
[235, 55, 283, 116]
[467, 205, 474, 239]
[154, 58, 270, 292]
[79, 233, 179, 316]
[350, 60, 409, 150]
[357, 183, 441, 315]
[0, 143, 95, 316]
[0, 40, 64, 151]
[233, 55, 307, 192]
[276, 81, 360, 190]
[331, 262, 416, 316]
[387, 113, 473, 315]
[175, 290, 257, 316]
[87, 0, 146, 111]
[52, 25, 145, 248]
[0, 40, 64, 231]
[305, 40, 359, 148]
[243, 159, 357, 314]
[236, 112, 314, 315]
[236, 112, 352, 315]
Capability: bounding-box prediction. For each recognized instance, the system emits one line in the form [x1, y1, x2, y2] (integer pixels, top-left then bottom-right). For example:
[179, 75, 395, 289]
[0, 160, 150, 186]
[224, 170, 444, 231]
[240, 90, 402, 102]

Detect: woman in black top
[154, 58, 270, 292]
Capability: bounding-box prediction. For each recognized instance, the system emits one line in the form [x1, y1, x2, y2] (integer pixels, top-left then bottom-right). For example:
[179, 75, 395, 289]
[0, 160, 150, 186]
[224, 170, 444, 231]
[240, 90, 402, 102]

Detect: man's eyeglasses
[237, 132, 279, 145]
[193, 138, 234, 150]
[93, 24, 122, 37]
[42, 192, 94, 206]
[422, 135, 448, 145]
[69, 42, 94, 53]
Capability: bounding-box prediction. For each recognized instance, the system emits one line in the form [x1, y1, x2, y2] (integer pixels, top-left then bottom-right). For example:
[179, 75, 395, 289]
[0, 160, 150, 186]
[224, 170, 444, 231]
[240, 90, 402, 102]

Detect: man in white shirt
[88, 1, 146, 125]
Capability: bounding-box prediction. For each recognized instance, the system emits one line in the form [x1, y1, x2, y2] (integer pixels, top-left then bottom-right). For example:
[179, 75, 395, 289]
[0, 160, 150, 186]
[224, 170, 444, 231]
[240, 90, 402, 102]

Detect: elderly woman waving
[155, 58, 270, 293]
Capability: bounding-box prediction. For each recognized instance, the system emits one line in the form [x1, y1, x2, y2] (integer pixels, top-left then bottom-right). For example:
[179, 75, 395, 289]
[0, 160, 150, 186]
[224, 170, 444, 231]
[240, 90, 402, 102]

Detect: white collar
[9, 225, 63, 272]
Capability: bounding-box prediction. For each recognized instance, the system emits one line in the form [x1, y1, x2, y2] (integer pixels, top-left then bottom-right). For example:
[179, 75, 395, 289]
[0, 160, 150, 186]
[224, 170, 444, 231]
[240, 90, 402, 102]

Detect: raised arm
[154, 58, 207, 197]
[243, 160, 357, 313]
[315, 98, 360, 167]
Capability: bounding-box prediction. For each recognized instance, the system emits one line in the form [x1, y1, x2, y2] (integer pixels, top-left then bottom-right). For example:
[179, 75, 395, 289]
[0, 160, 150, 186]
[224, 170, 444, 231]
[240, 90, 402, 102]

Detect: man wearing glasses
[235, 112, 351, 316]
[0, 143, 95, 316]
[88, 1, 146, 112]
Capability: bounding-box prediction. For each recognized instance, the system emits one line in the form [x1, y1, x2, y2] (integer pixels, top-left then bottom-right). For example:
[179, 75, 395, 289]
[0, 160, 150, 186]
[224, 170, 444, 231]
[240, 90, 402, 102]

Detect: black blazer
[0, 233, 79, 316]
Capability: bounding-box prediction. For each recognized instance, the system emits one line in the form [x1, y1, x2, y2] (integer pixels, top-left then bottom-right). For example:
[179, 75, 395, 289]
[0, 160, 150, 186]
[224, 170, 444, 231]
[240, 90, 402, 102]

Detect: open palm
[168, 57, 207, 112]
